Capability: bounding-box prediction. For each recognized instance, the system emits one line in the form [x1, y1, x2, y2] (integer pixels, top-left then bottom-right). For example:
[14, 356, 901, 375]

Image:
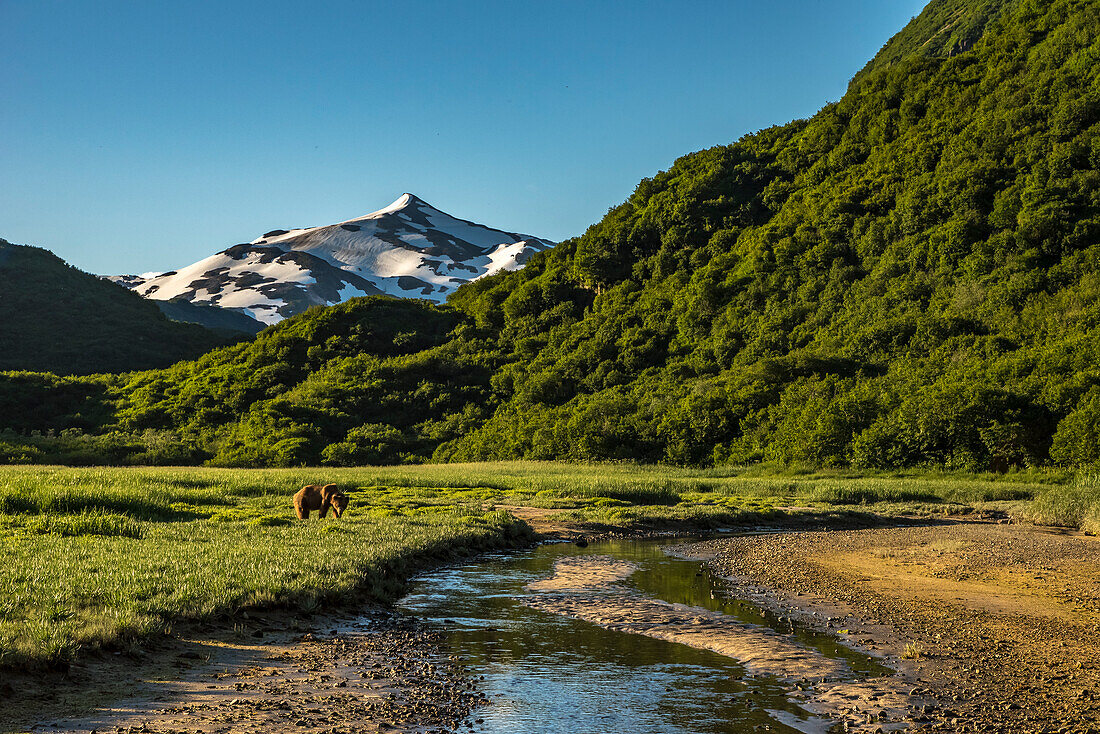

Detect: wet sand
[2, 611, 486, 734]
[522, 555, 852, 680]
[677, 522, 1100, 733]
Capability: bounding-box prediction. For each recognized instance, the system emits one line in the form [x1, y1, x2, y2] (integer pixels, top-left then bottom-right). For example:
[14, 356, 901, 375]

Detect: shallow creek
[396, 537, 894, 734]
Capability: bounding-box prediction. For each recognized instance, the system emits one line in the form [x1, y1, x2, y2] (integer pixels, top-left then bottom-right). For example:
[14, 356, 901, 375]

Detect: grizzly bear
[293, 483, 349, 519]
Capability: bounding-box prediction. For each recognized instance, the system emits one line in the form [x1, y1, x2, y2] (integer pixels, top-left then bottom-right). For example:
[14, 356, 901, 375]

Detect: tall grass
[6, 509, 145, 538]
[1023, 472, 1100, 534]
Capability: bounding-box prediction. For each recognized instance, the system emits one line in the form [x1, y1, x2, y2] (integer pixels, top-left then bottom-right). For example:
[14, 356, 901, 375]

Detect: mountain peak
[367, 193, 424, 218]
[115, 195, 554, 325]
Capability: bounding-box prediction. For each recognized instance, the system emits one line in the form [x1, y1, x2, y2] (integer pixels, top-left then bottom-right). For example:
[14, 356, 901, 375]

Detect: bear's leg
[294, 498, 309, 520]
[320, 502, 330, 519]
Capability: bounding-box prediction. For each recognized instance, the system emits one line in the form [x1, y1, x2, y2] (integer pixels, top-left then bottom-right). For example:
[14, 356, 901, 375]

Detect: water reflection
[397, 537, 876, 734]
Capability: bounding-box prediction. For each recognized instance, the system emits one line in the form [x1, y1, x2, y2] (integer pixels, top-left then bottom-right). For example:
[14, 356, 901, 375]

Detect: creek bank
[675, 522, 1100, 733]
[501, 502, 940, 545]
[1, 519, 539, 734]
[5, 611, 484, 734]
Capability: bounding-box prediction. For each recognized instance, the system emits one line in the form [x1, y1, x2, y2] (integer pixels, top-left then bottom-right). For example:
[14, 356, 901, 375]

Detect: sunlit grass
[0, 466, 534, 672]
[1022, 472, 1100, 534]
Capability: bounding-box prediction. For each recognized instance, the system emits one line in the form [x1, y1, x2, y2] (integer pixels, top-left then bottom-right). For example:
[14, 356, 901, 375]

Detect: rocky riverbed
[5, 612, 487, 734]
[677, 522, 1100, 733]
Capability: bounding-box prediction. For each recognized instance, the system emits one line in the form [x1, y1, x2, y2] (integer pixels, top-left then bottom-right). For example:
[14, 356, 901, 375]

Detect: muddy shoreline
[676, 522, 1100, 733]
[2, 610, 489, 734]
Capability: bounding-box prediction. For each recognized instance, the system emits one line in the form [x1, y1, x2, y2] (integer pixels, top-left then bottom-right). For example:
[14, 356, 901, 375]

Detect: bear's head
[331, 492, 350, 518]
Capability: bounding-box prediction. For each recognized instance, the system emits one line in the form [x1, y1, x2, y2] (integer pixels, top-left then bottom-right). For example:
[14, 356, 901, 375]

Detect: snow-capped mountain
[111, 194, 553, 325]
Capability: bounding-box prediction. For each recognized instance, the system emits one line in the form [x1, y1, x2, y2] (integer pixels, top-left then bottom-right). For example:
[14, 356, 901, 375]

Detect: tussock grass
[1023, 472, 1100, 534]
[6, 509, 145, 538]
[806, 483, 943, 505]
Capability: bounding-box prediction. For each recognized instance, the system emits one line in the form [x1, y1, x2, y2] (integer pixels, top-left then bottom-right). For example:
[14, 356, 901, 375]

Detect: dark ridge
[0, 240, 240, 375]
[154, 299, 265, 336]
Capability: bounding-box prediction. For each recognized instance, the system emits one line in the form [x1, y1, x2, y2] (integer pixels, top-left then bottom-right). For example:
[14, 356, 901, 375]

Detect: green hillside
[443, 0, 1098, 470]
[0, 241, 243, 375]
[113, 297, 472, 466]
[851, 0, 1014, 86]
[3, 0, 1099, 470]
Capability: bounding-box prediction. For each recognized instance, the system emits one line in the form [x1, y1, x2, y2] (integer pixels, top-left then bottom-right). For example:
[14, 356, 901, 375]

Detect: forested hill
[0, 241, 243, 375]
[6, 0, 1100, 469]
[850, 0, 1015, 87]
[443, 0, 1100, 469]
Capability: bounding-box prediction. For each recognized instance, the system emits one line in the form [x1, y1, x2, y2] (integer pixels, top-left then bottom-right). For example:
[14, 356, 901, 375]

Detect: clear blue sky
[1, 0, 928, 275]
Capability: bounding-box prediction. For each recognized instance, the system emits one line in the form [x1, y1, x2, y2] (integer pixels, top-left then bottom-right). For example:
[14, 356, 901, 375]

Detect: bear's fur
[294, 483, 349, 519]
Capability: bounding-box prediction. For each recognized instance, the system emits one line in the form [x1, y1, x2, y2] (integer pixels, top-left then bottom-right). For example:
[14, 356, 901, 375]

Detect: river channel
[397, 537, 893, 734]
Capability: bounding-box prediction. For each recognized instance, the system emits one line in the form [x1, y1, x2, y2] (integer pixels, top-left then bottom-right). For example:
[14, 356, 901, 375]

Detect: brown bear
[293, 483, 349, 519]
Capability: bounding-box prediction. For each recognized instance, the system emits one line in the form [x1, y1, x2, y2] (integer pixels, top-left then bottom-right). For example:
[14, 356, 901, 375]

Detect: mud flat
[2, 612, 485, 734]
[676, 522, 1100, 733]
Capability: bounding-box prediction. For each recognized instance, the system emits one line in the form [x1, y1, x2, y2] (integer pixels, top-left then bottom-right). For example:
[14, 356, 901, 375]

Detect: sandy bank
[676, 522, 1100, 732]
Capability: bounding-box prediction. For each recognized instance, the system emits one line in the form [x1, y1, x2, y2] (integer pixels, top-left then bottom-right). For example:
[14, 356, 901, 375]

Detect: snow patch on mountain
[110, 194, 553, 325]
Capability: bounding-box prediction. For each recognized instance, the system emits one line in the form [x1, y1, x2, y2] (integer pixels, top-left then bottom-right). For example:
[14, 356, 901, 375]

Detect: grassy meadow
[1, 461, 1095, 672]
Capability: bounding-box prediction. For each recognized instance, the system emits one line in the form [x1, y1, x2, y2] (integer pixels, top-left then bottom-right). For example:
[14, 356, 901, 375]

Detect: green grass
[1022, 472, 1100, 534]
[0, 461, 1089, 673]
[0, 466, 534, 672]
